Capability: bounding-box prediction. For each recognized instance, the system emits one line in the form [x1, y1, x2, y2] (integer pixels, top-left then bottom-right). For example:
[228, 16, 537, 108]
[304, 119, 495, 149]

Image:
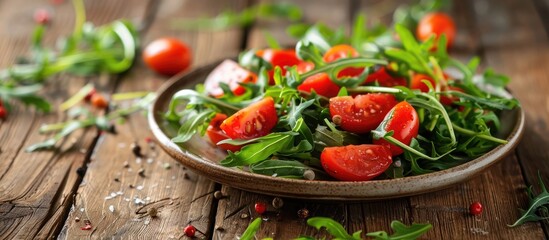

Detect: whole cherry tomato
[220, 97, 278, 139]
[364, 67, 407, 87]
[143, 38, 192, 76]
[204, 60, 257, 97]
[329, 94, 398, 134]
[320, 144, 392, 181]
[410, 73, 435, 93]
[323, 44, 364, 78]
[297, 73, 340, 98]
[373, 101, 419, 156]
[257, 49, 301, 84]
[416, 12, 456, 49]
[206, 113, 242, 152]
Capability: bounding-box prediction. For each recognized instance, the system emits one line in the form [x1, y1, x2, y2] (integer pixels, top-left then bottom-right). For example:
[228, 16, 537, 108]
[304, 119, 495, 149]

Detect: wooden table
[1, 0, 549, 239]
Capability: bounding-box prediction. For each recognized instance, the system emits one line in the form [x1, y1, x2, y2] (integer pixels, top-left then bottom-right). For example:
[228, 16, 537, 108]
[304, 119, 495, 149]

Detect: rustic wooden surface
[1, 0, 549, 239]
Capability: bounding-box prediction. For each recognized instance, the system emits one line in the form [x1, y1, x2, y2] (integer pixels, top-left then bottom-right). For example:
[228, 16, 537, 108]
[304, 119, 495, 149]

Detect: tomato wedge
[364, 67, 407, 87]
[206, 113, 242, 152]
[329, 94, 398, 133]
[323, 44, 364, 78]
[320, 144, 392, 181]
[257, 49, 301, 84]
[220, 97, 278, 139]
[297, 73, 340, 98]
[373, 101, 419, 156]
[204, 60, 257, 97]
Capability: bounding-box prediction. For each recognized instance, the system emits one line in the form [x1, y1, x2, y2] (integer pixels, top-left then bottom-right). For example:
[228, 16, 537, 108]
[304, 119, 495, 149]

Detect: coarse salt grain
[109, 205, 115, 213]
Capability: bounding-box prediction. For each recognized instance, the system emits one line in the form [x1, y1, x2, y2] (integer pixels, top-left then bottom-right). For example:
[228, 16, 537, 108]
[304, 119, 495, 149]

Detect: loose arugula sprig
[240, 216, 432, 240]
[26, 92, 155, 152]
[0, 0, 138, 115]
[510, 173, 549, 227]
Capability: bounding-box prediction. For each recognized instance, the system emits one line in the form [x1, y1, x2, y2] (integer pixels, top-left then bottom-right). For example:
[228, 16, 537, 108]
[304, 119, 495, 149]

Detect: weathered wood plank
[60, 0, 249, 239]
[0, 0, 150, 239]
[484, 44, 549, 233]
[470, 0, 547, 49]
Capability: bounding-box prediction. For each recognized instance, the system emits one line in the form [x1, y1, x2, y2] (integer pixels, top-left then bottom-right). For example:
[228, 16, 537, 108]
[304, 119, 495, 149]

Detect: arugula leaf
[366, 220, 432, 240]
[240, 218, 262, 240]
[510, 173, 549, 227]
[171, 109, 214, 143]
[250, 159, 313, 178]
[220, 132, 296, 167]
[306, 217, 359, 240]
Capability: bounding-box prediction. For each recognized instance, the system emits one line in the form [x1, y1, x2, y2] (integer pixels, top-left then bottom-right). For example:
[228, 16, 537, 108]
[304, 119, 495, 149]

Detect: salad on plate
[163, 12, 519, 182]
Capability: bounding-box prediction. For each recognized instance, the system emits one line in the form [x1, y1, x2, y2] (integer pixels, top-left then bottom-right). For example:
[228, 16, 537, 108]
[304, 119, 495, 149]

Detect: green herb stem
[451, 123, 508, 144]
[300, 57, 388, 79]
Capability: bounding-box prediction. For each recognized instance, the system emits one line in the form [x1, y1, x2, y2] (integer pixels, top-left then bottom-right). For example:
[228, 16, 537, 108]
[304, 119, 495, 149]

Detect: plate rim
[148, 60, 525, 200]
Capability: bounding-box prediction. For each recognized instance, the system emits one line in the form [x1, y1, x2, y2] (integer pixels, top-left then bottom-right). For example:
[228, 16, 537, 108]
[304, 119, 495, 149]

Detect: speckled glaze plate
[148, 60, 525, 200]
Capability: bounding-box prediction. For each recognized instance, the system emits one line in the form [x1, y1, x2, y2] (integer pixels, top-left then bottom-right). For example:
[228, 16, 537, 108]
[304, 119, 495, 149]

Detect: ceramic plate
[148, 60, 525, 200]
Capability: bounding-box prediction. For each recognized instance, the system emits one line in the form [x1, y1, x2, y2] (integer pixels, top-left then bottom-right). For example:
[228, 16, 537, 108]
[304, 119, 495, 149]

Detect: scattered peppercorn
[272, 197, 284, 209]
[114, 178, 120, 182]
[332, 115, 342, 125]
[74, 217, 80, 222]
[131, 142, 143, 157]
[183, 225, 196, 237]
[0, 107, 7, 119]
[240, 213, 249, 219]
[34, 9, 50, 24]
[138, 168, 146, 178]
[84, 88, 96, 102]
[297, 208, 309, 219]
[108, 125, 117, 134]
[213, 191, 225, 199]
[129, 184, 134, 188]
[470, 201, 483, 216]
[81, 220, 92, 230]
[90, 93, 108, 109]
[254, 202, 267, 215]
[148, 207, 158, 218]
[123, 161, 130, 168]
[76, 167, 86, 177]
[183, 173, 190, 180]
[145, 137, 152, 143]
[303, 170, 315, 180]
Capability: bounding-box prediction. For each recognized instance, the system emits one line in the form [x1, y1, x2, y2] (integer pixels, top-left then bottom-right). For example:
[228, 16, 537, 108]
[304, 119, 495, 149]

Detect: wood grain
[0, 0, 149, 239]
[60, 0, 249, 239]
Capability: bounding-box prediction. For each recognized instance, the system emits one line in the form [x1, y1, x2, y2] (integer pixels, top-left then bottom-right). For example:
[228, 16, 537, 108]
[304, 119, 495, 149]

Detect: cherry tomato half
[206, 113, 242, 152]
[297, 73, 341, 98]
[416, 12, 456, 49]
[204, 60, 257, 97]
[364, 67, 407, 87]
[411, 73, 462, 105]
[373, 101, 419, 156]
[143, 38, 192, 76]
[257, 49, 301, 84]
[296, 61, 315, 74]
[321, 144, 392, 181]
[323, 44, 364, 78]
[220, 97, 278, 139]
[329, 94, 398, 134]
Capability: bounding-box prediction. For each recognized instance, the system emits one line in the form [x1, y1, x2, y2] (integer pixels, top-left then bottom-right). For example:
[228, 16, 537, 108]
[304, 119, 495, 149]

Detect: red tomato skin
[204, 60, 257, 97]
[220, 97, 278, 139]
[323, 44, 364, 78]
[440, 86, 464, 105]
[206, 113, 242, 152]
[364, 67, 407, 87]
[296, 61, 315, 74]
[320, 144, 392, 181]
[373, 101, 419, 156]
[410, 74, 435, 93]
[258, 49, 301, 85]
[143, 38, 192, 76]
[297, 73, 341, 98]
[416, 12, 456, 48]
[329, 94, 398, 134]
